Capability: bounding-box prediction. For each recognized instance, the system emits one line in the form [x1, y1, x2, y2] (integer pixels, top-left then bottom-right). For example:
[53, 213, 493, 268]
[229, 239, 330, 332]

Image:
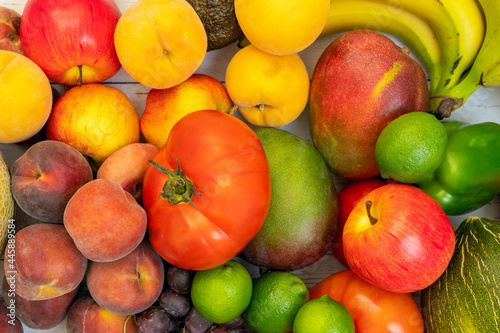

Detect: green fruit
[421, 216, 500, 332]
[186, 0, 244, 51]
[244, 271, 309, 333]
[375, 111, 448, 184]
[241, 128, 339, 271]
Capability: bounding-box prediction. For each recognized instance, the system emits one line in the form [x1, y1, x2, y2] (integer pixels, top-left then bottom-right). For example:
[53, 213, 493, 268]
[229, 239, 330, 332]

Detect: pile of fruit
[1, 0, 499, 332]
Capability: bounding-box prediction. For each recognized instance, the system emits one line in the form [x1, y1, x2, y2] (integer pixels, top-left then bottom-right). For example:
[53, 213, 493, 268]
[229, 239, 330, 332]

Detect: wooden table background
[1, 0, 499, 332]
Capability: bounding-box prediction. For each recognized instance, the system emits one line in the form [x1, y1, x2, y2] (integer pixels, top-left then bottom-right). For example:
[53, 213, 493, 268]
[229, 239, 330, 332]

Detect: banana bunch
[320, 0, 498, 118]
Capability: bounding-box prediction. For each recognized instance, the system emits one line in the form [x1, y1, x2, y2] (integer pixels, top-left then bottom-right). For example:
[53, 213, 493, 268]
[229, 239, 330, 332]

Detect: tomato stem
[366, 200, 378, 225]
[149, 158, 202, 208]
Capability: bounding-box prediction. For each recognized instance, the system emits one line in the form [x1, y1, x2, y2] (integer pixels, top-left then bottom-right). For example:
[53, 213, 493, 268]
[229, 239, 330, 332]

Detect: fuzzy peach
[2, 277, 79, 330]
[96, 143, 159, 202]
[63, 178, 147, 262]
[11, 140, 93, 223]
[66, 293, 138, 333]
[86, 240, 165, 316]
[4, 223, 87, 301]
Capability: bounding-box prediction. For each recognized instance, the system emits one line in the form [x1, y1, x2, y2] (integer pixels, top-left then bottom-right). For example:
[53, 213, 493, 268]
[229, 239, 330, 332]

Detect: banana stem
[429, 70, 482, 118]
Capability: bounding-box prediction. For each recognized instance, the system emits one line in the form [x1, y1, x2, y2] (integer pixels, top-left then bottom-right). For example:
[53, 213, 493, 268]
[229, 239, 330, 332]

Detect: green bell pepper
[417, 120, 500, 216]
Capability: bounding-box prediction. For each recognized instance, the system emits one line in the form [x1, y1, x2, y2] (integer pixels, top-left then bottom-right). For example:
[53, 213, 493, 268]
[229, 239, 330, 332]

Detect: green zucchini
[421, 216, 500, 332]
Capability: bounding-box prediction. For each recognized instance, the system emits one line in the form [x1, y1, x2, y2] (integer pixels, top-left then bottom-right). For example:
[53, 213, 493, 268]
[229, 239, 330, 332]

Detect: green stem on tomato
[149, 158, 202, 208]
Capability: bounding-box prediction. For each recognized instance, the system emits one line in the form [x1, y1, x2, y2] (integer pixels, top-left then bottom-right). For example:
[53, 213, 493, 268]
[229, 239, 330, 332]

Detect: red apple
[343, 183, 455, 293]
[0, 6, 22, 54]
[19, 0, 122, 86]
[332, 178, 386, 267]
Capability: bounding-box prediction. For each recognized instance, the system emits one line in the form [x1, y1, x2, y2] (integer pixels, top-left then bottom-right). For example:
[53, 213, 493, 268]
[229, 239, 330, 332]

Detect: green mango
[241, 128, 339, 271]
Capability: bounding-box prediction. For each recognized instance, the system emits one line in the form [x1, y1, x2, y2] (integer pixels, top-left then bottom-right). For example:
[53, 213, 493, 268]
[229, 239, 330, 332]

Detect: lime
[190, 259, 252, 323]
[375, 111, 447, 183]
[243, 271, 309, 333]
[293, 294, 355, 333]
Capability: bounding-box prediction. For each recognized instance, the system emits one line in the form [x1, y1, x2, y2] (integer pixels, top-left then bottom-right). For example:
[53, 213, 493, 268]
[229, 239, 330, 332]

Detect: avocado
[186, 0, 244, 51]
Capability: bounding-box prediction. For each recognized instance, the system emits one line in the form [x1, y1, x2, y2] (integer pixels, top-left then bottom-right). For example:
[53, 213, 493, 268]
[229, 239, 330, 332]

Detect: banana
[343, 0, 467, 99]
[319, 0, 442, 93]
[432, 0, 485, 93]
[429, 0, 500, 118]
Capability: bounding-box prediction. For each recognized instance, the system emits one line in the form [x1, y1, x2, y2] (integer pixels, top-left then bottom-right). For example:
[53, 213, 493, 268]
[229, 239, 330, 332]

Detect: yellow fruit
[0, 152, 14, 257]
[243, 271, 309, 333]
[190, 260, 252, 324]
[0, 50, 53, 143]
[234, 0, 330, 55]
[225, 44, 310, 127]
[293, 294, 355, 333]
[46, 84, 141, 165]
[375, 111, 448, 183]
[114, 0, 207, 89]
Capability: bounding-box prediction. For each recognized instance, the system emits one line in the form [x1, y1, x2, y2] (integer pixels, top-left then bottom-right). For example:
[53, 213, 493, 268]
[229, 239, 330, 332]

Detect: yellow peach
[234, 0, 330, 55]
[225, 45, 310, 127]
[0, 50, 52, 143]
[114, 0, 207, 89]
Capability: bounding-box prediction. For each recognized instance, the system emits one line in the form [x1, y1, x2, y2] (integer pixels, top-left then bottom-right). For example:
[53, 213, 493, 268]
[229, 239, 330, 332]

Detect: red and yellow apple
[140, 73, 234, 148]
[86, 240, 165, 316]
[64, 178, 147, 262]
[2, 277, 79, 330]
[46, 83, 141, 165]
[11, 140, 93, 223]
[4, 223, 88, 301]
[96, 143, 160, 202]
[66, 293, 138, 333]
[0, 6, 22, 54]
[0, 50, 53, 144]
[343, 183, 456, 293]
[114, 0, 207, 89]
[309, 29, 429, 180]
[19, 0, 122, 86]
[225, 44, 310, 127]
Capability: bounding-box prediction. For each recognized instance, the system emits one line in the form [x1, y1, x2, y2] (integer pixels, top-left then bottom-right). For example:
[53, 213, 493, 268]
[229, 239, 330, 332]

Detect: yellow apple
[114, 0, 207, 89]
[140, 73, 234, 148]
[0, 50, 52, 143]
[45, 83, 140, 165]
[225, 44, 310, 127]
[234, 0, 330, 55]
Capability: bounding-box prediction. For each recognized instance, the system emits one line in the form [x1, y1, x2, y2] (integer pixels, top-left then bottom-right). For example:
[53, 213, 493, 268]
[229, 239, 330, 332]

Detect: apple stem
[366, 200, 378, 225]
[229, 105, 238, 116]
[148, 158, 203, 208]
[76, 65, 83, 86]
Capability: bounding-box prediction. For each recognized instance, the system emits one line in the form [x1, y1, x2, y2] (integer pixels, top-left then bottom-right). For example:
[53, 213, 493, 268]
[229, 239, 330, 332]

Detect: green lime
[190, 259, 252, 323]
[243, 271, 309, 333]
[375, 111, 448, 183]
[293, 294, 355, 333]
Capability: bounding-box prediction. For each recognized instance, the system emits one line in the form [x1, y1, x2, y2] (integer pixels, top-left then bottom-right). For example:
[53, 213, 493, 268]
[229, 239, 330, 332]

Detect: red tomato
[332, 178, 386, 266]
[310, 270, 424, 333]
[142, 110, 271, 270]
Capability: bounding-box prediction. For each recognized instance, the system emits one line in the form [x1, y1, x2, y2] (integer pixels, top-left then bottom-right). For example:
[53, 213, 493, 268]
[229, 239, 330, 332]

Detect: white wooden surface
[1, 0, 499, 332]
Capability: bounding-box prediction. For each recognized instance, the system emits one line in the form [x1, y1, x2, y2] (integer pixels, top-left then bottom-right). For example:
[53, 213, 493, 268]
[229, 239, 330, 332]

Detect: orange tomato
[309, 269, 424, 333]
